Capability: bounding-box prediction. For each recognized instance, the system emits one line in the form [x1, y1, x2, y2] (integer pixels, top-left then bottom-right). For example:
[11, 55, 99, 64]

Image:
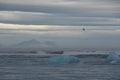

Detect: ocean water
[0, 54, 120, 80]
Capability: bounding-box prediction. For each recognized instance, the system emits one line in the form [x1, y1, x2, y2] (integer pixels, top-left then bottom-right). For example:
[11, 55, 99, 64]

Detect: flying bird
[82, 28, 85, 31]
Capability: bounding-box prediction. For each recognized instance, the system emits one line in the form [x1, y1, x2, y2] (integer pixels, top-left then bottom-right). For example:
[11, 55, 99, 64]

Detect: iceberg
[49, 55, 80, 64]
[107, 51, 120, 63]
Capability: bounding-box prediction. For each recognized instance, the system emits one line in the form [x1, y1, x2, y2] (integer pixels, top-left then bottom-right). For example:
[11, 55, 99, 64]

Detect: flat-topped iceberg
[49, 55, 80, 64]
[107, 51, 120, 63]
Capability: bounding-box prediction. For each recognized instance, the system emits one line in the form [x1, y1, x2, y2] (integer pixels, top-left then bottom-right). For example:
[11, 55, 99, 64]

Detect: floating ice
[107, 51, 120, 63]
[49, 55, 80, 64]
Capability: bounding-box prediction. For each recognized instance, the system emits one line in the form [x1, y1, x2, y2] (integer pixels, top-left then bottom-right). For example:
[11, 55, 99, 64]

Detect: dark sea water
[0, 55, 120, 80]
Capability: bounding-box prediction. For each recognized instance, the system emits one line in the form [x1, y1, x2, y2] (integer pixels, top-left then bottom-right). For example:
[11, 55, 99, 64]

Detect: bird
[82, 28, 85, 31]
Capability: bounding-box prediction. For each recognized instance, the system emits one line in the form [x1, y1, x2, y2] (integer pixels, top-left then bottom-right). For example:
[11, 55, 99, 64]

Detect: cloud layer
[0, 0, 120, 25]
[0, 0, 120, 49]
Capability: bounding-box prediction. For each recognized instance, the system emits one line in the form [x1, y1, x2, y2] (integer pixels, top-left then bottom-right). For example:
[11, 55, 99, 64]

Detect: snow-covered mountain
[16, 39, 40, 47]
[14, 39, 56, 50]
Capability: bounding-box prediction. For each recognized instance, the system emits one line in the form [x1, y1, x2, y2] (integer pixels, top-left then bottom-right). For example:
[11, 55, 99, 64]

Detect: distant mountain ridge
[15, 39, 40, 47]
[14, 39, 56, 50]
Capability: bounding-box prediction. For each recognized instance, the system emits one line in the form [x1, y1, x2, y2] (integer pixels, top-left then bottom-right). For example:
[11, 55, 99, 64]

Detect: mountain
[16, 39, 40, 47]
[14, 39, 41, 49]
[14, 39, 56, 50]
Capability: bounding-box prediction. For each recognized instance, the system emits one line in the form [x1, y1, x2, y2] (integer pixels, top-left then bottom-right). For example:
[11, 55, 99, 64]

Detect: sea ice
[49, 55, 80, 64]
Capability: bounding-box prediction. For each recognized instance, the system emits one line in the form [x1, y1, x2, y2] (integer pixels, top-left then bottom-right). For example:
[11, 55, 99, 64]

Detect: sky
[0, 0, 120, 50]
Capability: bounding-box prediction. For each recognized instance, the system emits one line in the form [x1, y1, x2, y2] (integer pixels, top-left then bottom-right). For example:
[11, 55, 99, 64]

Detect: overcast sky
[0, 0, 120, 50]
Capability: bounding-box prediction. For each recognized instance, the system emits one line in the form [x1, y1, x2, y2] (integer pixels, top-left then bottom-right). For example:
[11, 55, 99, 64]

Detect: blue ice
[107, 51, 120, 63]
[49, 55, 80, 64]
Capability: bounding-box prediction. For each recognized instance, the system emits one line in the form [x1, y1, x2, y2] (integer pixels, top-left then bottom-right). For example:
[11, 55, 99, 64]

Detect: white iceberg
[49, 55, 80, 64]
[107, 51, 120, 63]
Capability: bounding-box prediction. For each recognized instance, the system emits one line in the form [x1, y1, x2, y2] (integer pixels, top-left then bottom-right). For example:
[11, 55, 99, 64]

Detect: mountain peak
[13, 39, 56, 49]
[16, 39, 40, 47]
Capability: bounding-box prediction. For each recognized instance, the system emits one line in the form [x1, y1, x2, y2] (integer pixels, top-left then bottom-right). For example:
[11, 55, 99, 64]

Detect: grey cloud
[0, 1, 119, 18]
[1, 22, 120, 26]
[1, 28, 119, 33]
[0, 0, 120, 26]
[0, 11, 120, 26]
[0, 32, 14, 35]
[0, 0, 120, 49]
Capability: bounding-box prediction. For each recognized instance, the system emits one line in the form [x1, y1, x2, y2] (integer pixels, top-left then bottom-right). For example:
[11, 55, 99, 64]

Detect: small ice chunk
[49, 55, 80, 64]
[107, 51, 120, 63]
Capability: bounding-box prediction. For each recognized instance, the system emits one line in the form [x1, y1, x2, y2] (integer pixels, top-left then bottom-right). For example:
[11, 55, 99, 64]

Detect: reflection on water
[0, 55, 120, 80]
